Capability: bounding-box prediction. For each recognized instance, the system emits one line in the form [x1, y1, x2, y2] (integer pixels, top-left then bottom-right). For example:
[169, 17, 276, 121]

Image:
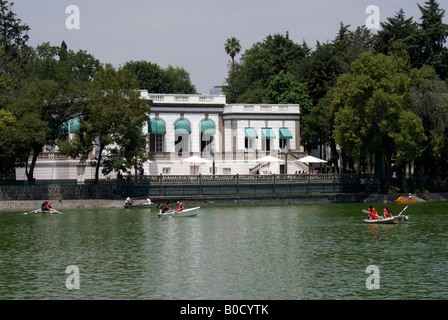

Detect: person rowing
[177, 201, 184, 212]
[367, 206, 379, 219]
[161, 203, 170, 214]
[41, 201, 52, 211]
[125, 196, 133, 206]
[383, 207, 393, 218]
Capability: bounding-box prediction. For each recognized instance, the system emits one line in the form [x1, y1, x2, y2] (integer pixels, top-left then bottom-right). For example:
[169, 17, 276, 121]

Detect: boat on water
[394, 196, 418, 204]
[25, 208, 61, 214]
[124, 203, 153, 209]
[363, 215, 409, 224]
[362, 206, 409, 224]
[158, 206, 200, 218]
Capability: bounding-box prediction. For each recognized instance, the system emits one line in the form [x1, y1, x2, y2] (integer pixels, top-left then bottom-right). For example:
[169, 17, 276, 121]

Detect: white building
[15, 91, 309, 181]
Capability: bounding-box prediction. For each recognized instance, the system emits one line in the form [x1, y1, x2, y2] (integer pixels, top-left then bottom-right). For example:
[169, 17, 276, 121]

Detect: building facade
[15, 91, 308, 181]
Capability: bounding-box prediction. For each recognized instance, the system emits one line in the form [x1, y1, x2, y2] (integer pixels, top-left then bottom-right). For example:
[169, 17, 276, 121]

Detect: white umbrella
[297, 155, 327, 164]
[297, 155, 327, 174]
[256, 155, 284, 174]
[182, 156, 212, 164]
[256, 155, 284, 163]
[182, 156, 212, 175]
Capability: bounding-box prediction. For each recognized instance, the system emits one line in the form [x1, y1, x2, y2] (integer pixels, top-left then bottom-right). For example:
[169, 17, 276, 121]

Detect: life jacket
[177, 202, 183, 211]
[368, 207, 378, 219]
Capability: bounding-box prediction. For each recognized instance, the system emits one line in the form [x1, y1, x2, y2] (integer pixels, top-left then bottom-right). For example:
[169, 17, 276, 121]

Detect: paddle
[397, 206, 409, 217]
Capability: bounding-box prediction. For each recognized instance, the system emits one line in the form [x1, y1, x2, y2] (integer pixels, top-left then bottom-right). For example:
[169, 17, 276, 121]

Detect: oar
[397, 206, 408, 217]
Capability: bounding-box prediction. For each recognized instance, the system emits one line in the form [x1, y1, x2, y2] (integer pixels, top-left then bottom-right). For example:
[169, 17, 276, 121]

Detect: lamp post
[211, 145, 216, 176]
[284, 144, 288, 174]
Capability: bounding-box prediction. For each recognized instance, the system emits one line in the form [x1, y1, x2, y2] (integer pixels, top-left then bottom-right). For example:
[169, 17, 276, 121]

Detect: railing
[116, 173, 375, 197]
[119, 173, 367, 184]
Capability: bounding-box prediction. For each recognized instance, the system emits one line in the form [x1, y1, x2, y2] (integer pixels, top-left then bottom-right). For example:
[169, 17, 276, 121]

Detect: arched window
[174, 119, 191, 156]
[200, 119, 216, 154]
[148, 118, 166, 152]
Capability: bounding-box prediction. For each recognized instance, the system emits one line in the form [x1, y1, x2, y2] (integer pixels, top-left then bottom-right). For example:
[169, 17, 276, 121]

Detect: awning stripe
[245, 128, 258, 139]
[262, 128, 275, 139]
[279, 128, 292, 139]
[175, 119, 191, 134]
[148, 119, 166, 134]
[201, 120, 216, 134]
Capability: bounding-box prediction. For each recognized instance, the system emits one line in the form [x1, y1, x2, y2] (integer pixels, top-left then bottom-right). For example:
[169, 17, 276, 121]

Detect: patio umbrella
[297, 155, 327, 164]
[297, 155, 327, 173]
[182, 156, 212, 174]
[256, 155, 284, 174]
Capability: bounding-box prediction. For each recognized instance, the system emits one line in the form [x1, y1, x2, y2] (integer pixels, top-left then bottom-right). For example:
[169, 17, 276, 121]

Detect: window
[245, 128, 258, 152]
[261, 128, 275, 152]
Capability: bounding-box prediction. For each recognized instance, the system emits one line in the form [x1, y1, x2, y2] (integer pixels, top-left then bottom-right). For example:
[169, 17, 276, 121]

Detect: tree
[8, 42, 100, 182]
[224, 37, 241, 64]
[409, 65, 448, 186]
[415, 0, 448, 78]
[122, 60, 196, 93]
[374, 8, 419, 57]
[224, 33, 309, 103]
[0, 0, 33, 89]
[332, 52, 427, 192]
[59, 67, 151, 183]
[263, 71, 312, 114]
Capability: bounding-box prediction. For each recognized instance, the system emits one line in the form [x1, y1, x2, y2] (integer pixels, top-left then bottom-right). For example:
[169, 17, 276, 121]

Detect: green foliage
[58, 67, 151, 183]
[263, 71, 312, 113]
[224, 37, 241, 63]
[224, 33, 309, 103]
[332, 52, 428, 191]
[122, 60, 196, 94]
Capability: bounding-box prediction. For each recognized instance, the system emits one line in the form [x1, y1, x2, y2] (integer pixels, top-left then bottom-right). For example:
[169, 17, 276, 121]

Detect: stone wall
[0, 183, 121, 201]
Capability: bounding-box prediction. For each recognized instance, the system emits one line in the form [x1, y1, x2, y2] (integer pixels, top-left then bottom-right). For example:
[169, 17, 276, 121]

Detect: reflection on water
[0, 202, 447, 299]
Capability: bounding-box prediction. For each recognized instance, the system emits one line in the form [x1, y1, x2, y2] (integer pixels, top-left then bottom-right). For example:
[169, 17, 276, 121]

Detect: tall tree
[416, 0, 448, 78]
[224, 33, 309, 103]
[332, 52, 427, 192]
[263, 70, 312, 114]
[59, 67, 151, 183]
[374, 9, 419, 57]
[122, 60, 196, 93]
[224, 37, 241, 64]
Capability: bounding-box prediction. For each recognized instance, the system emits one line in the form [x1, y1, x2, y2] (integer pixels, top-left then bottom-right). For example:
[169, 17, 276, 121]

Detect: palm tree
[224, 37, 241, 64]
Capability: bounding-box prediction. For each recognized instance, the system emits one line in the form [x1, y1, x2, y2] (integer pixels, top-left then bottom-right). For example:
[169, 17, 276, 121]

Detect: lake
[0, 202, 447, 300]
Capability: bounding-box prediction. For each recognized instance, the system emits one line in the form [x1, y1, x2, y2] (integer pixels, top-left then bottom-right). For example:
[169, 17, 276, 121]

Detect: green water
[0, 202, 447, 300]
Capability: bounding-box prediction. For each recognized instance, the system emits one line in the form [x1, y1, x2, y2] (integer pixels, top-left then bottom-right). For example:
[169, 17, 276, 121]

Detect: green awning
[59, 122, 69, 136]
[175, 119, 191, 134]
[279, 128, 292, 139]
[262, 128, 275, 139]
[245, 128, 258, 139]
[148, 119, 166, 134]
[69, 119, 80, 134]
[201, 120, 216, 134]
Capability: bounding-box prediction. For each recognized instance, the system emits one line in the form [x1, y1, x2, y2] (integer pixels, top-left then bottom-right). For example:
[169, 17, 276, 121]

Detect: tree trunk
[94, 145, 104, 184]
[25, 145, 41, 182]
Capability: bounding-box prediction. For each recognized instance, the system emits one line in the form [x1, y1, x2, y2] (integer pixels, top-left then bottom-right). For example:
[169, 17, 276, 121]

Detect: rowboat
[158, 206, 200, 218]
[124, 203, 153, 209]
[363, 215, 409, 224]
[394, 196, 418, 204]
[24, 208, 61, 215]
[362, 206, 409, 224]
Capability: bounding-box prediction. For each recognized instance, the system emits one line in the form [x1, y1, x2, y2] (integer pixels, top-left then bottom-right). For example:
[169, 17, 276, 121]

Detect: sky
[11, 0, 448, 94]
